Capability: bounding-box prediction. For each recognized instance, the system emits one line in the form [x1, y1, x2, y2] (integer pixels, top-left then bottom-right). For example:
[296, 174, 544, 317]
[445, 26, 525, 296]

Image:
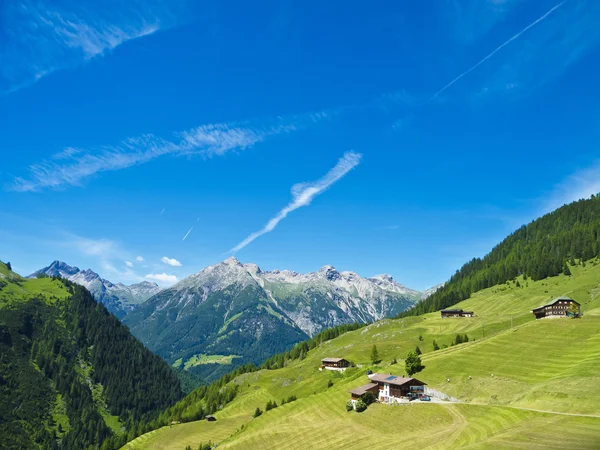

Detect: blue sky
[2, 0, 600, 290]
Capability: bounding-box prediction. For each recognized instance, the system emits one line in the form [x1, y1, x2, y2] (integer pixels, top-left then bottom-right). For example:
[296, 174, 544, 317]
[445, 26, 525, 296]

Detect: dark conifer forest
[0, 274, 182, 450]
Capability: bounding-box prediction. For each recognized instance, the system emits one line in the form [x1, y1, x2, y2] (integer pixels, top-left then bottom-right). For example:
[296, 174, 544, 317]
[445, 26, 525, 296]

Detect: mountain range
[30, 261, 161, 318]
[124, 257, 431, 381]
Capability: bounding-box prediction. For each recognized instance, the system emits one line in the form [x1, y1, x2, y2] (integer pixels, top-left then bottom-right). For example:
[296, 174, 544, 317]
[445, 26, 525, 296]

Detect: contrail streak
[431, 1, 566, 100]
[182, 226, 193, 241]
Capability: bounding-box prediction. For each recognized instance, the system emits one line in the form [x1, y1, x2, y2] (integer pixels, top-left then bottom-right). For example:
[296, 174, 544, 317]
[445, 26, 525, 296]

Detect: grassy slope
[124, 262, 600, 449]
[0, 263, 71, 307]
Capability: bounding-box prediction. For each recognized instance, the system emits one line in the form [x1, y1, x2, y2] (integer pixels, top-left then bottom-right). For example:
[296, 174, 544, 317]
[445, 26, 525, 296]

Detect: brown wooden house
[321, 358, 350, 371]
[531, 297, 580, 319]
[366, 373, 426, 403]
[441, 309, 474, 318]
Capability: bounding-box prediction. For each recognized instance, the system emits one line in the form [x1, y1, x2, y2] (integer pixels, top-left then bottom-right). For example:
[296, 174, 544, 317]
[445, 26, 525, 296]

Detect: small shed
[205, 415, 217, 422]
[349, 383, 379, 401]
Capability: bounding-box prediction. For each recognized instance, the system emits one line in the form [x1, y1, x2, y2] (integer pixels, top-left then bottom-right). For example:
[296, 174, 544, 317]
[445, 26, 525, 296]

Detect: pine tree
[370, 344, 379, 364]
[415, 346, 422, 355]
[432, 340, 439, 351]
[405, 351, 423, 376]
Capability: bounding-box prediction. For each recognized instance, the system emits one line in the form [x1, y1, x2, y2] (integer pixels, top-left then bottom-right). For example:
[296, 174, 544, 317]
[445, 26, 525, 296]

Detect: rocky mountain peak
[223, 256, 242, 267]
[318, 265, 340, 281]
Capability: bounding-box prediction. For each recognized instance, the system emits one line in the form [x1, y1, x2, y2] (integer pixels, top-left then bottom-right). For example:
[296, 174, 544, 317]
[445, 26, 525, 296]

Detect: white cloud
[376, 225, 400, 231]
[136, 256, 144, 261]
[125, 260, 133, 267]
[1, 1, 185, 95]
[145, 273, 178, 285]
[542, 161, 600, 214]
[231, 151, 362, 252]
[161, 256, 182, 267]
[8, 117, 316, 192]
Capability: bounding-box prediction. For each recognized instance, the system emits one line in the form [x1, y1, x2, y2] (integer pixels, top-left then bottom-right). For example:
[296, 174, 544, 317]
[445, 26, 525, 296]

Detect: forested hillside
[405, 195, 600, 316]
[0, 262, 182, 450]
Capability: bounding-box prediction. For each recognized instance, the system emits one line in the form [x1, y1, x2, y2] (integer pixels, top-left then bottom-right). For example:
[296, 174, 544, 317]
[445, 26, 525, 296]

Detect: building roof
[367, 373, 426, 387]
[532, 296, 579, 311]
[441, 309, 464, 313]
[349, 383, 379, 396]
[321, 357, 347, 363]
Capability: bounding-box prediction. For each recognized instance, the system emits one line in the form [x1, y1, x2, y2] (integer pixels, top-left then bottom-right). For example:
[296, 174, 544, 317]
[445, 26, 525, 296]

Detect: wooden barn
[440, 309, 474, 318]
[531, 297, 580, 319]
[321, 357, 351, 371]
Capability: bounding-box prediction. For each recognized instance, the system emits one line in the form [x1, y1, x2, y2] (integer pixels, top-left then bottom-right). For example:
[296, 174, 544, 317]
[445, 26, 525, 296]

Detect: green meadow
[173, 354, 242, 370]
[124, 262, 600, 449]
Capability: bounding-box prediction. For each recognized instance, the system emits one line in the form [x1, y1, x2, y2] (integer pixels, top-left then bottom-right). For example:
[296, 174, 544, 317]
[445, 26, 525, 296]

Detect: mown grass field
[173, 354, 241, 370]
[124, 262, 600, 449]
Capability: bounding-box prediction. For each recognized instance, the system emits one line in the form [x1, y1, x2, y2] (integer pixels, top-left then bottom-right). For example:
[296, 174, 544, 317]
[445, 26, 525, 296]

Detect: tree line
[401, 195, 600, 317]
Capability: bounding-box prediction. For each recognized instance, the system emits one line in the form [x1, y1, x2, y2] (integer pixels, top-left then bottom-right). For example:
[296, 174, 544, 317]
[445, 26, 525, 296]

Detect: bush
[327, 379, 334, 388]
[390, 357, 397, 365]
[253, 407, 263, 418]
[361, 392, 376, 405]
[265, 400, 278, 411]
[354, 398, 367, 412]
[415, 346, 422, 355]
[346, 400, 354, 411]
[432, 340, 439, 351]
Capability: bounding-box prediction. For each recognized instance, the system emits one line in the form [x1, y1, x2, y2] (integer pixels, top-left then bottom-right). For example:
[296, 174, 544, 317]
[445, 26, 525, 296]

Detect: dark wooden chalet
[321, 357, 350, 369]
[531, 297, 580, 319]
[205, 415, 216, 422]
[441, 309, 474, 318]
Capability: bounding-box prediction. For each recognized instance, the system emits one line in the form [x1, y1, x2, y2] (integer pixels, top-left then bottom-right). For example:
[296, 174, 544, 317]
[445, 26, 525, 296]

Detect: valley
[123, 261, 600, 449]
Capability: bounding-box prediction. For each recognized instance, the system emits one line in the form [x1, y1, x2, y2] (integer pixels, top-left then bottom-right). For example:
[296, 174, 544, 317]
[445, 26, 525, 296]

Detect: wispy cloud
[182, 227, 193, 241]
[431, 1, 566, 100]
[160, 207, 165, 216]
[231, 151, 362, 252]
[8, 115, 319, 192]
[145, 272, 178, 285]
[161, 256, 181, 267]
[542, 161, 600, 214]
[1, 0, 186, 95]
[125, 260, 133, 268]
[136, 256, 144, 262]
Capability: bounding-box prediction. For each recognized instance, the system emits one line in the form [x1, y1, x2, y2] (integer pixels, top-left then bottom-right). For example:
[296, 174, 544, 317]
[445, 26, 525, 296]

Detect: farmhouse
[321, 357, 350, 371]
[441, 309, 474, 318]
[349, 373, 427, 404]
[531, 297, 580, 319]
[205, 415, 216, 422]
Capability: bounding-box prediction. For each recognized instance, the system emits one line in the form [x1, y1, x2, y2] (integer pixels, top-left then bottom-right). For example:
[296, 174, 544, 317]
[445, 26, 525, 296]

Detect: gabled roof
[321, 357, 347, 363]
[368, 373, 426, 387]
[532, 296, 579, 311]
[349, 383, 378, 396]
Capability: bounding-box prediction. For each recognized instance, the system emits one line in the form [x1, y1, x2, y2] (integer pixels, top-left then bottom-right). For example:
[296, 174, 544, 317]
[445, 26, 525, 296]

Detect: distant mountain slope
[31, 261, 161, 318]
[0, 260, 182, 450]
[405, 195, 600, 316]
[125, 257, 421, 381]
